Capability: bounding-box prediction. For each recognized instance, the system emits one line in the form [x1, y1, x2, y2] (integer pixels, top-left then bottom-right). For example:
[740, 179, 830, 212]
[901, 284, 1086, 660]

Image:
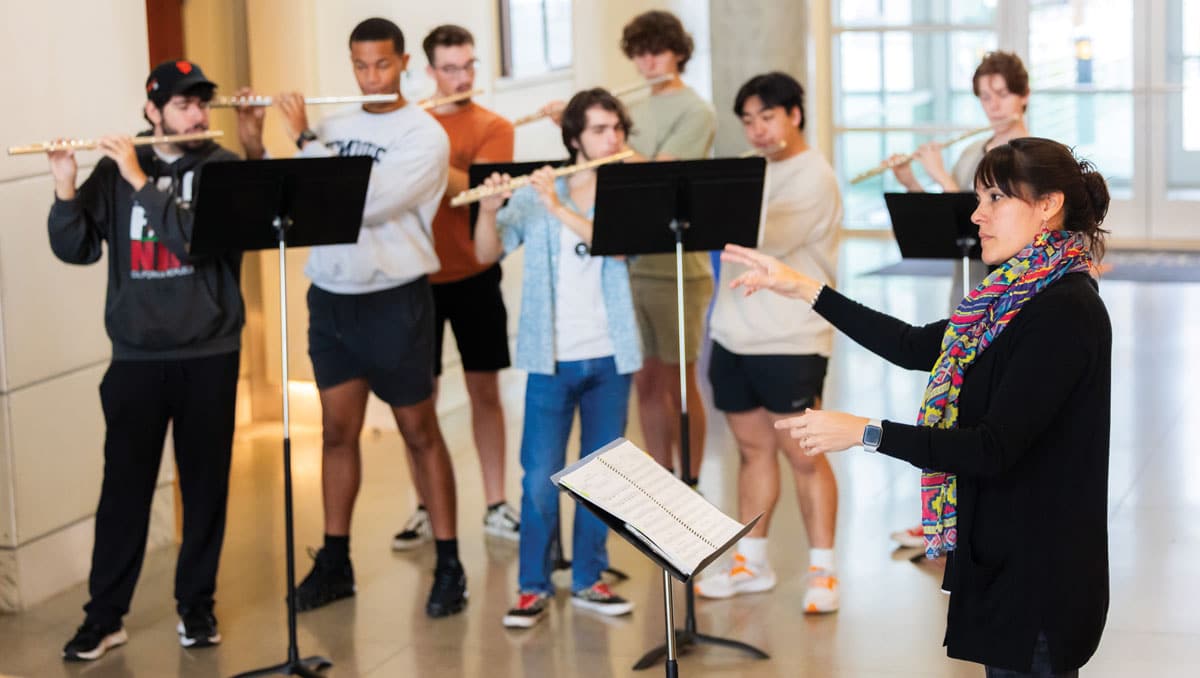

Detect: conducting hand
[47, 140, 78, 200]
[720, 244, 823, 301]
[96, 135, 147, 191]
[234, 86, 266, 159]
[479, 172, 513, 213]
[774, 409, 870, 456]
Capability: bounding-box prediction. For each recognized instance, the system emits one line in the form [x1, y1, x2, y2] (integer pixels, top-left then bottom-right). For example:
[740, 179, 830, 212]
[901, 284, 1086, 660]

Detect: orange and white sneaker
[802, 566, 839, 614]
[694, 554, 777, 599]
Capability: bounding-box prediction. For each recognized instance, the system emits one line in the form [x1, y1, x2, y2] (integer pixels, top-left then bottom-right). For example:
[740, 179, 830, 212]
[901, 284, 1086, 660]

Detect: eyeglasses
[436, 59, 479, 77]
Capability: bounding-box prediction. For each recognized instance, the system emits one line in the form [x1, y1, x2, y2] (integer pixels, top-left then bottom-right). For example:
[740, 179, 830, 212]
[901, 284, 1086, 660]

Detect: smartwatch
[295, 128, 318, 149]
[862, 419, 883, 452]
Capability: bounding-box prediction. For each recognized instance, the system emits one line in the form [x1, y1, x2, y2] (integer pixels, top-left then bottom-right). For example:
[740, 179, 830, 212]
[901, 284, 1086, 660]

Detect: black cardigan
[814, 273, 1111, 672]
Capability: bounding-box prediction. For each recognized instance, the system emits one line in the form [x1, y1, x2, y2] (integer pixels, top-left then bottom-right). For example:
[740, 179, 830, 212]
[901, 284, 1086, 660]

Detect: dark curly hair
[975, 137, 1110, 259]
[620, 10, 694, 73]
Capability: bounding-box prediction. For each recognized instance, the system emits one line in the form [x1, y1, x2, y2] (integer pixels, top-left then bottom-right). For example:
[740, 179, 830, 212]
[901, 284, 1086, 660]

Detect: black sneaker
[425, 559, 468, 618]
[392, 507, 432, 551]
[177, 605, 221, 648]
[294, 547, 356, 612]
[62, 620, 127, 661]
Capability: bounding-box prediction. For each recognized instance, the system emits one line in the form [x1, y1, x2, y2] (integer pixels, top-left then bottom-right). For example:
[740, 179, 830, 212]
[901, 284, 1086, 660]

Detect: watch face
[863, 425, 882, 447]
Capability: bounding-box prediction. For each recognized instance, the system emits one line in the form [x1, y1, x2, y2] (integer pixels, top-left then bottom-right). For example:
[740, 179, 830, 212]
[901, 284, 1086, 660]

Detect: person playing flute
[474, 89, 642, 629]
[388, 24, 520, 552]
[51, 59, 261, 661]
[241, 17, 467, 619]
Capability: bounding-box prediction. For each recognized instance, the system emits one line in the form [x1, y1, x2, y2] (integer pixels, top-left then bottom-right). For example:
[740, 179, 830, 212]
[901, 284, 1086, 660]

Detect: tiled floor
[2, 238, 1198, 677]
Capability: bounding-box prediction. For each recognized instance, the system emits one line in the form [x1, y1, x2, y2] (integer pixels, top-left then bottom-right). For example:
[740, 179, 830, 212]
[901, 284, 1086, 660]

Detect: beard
[161, 119, 209, 152]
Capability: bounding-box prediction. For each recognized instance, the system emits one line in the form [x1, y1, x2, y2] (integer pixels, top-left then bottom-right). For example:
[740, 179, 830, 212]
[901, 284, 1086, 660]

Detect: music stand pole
[632, 177, 768, 671]
[233, 218, 330, 678]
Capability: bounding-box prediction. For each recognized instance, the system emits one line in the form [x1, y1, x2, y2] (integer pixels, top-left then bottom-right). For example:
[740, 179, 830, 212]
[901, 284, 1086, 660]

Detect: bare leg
[634, 358, 675, 469]
[464, 370, 506, 506]
[726, 408, 781, 538]
[318, 379, 371, 535]
[774, 402, 837, 550]
[392, 397, 457, 540]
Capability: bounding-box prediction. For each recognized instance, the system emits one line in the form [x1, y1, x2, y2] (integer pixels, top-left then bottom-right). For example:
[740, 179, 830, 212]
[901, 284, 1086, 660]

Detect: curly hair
[620, 10, 694, 73]
[560, 88, 633, 160]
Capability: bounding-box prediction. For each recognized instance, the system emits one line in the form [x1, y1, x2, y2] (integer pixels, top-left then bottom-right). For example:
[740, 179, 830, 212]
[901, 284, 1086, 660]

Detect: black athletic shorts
[306, 277, 436, 407]
[431, 263, 511, 377]
[708, 340, 828, 414]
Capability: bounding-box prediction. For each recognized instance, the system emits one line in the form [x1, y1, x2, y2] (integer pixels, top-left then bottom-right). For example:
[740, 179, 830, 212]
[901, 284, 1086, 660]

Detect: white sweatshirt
[710, 149, 840, 356]
[301, 103, 449, 294]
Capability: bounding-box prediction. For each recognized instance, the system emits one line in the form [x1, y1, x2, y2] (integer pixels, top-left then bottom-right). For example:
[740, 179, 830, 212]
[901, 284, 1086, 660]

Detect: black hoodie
[47, 137, 244, 360]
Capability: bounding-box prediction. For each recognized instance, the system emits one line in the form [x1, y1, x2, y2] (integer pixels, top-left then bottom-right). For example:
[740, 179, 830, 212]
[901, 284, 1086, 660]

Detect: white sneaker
[483, 502, 520, 541]
[890, 525, 925, 549]
[694, 554, 776, 599]
[391, 507, 432, 550]
[802, 566, 839, 614]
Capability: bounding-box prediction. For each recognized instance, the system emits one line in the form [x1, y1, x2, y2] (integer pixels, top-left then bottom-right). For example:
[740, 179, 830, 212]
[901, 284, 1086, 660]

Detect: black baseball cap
[145, 60, 217, 106]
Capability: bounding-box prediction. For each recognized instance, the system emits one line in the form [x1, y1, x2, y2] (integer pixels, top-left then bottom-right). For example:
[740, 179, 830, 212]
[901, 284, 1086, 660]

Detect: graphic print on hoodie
[129, 173, 196, 279]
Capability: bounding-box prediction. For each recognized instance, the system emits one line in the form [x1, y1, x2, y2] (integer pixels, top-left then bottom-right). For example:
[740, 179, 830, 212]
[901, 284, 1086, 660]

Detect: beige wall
[0, 2, 176, 612]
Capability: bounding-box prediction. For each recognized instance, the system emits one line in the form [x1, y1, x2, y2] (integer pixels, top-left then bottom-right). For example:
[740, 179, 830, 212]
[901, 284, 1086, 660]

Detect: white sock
[738, 537, 769, 565]
[810, 547, 835, 571]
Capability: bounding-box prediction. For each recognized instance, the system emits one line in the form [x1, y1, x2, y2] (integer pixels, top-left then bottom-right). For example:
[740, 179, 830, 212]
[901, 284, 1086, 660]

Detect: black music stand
[591, 158, 770, 671]
[551, 439, 761, 678]
[467, 158, 629, 583]
[884, 192, 982, 299]
[191, 156, 372, 678]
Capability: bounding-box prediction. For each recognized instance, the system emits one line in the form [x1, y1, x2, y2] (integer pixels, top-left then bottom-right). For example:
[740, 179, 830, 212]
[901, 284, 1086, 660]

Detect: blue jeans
[518, 357, 631, 594]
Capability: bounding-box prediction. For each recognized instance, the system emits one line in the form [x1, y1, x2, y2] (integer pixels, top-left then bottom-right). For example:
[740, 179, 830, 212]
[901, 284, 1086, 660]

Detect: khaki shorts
[631, 276, 714, 364]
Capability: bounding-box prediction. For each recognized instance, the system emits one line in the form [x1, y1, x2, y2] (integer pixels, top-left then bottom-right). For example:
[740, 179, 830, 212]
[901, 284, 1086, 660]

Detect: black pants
[84, 352, 239, 626]
[985, 634, 1079, 678]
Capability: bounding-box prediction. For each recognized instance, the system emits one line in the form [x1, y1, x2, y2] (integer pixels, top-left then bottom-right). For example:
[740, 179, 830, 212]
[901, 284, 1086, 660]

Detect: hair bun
[1078, 160, 1110, 227]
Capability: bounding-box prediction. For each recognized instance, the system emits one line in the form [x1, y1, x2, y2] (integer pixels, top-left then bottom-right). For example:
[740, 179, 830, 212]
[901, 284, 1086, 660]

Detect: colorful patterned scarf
[918, 228, 1094, 558]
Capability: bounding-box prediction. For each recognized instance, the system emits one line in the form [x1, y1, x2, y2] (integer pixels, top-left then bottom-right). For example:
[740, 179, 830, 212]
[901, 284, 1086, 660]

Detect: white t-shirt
[554, 225, 614, 361]
[710, 149, 840, 356]
[301, 103, 449, 294]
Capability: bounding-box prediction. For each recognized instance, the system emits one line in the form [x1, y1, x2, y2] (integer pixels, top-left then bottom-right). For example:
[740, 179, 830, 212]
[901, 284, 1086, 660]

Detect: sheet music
[557, 440, 744, 575]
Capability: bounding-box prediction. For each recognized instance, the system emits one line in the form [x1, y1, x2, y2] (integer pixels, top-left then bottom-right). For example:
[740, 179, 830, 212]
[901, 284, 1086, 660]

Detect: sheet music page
[557, 440, 744, 575]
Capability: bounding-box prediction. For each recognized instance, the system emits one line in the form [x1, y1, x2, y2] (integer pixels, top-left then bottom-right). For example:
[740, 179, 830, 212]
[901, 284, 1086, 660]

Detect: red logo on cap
[176, 61, 193, 74]
[147, 79, 158, 92]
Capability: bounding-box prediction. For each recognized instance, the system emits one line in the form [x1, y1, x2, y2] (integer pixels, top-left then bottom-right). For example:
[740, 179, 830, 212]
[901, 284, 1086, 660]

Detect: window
[1167, 0, 1200, 193]
[832, 0, 997, 229]
[498, 0, 572, 79]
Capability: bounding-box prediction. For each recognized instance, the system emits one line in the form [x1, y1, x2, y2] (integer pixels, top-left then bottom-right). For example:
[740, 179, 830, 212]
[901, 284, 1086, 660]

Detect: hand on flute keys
[774, 410, 871, 457]
[47, 139, 79, 200]
[529, 166, 561, 213]
[234, 86, 266, 160]
[721, 244, 824, 303]
[540, 100, 566, 126]
[911, 142, 954, 189]
[96, 136, 147, 191]
[888, 153, 921, 191]
[276, 92, 310, 146]
[478, 172, 513, 214]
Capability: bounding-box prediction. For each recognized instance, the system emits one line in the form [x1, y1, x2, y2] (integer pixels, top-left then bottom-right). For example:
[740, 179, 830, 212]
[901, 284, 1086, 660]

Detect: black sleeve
[46, 161, 112, 265]
[876, 295, 1097, 477]
[812, 286, 948, 371]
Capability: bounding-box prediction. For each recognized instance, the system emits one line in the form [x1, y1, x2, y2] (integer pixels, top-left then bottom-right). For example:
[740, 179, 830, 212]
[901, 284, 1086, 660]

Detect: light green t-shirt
[626, 86, 717, 280]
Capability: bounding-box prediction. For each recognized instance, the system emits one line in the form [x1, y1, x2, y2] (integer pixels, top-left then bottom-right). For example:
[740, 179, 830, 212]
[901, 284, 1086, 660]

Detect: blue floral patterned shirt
[495, 178, 642, 375]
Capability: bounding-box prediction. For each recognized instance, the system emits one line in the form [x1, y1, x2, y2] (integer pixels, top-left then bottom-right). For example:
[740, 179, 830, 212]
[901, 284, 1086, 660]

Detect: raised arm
[47, 151, 110, 265]
[721, 244, 946, 370]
